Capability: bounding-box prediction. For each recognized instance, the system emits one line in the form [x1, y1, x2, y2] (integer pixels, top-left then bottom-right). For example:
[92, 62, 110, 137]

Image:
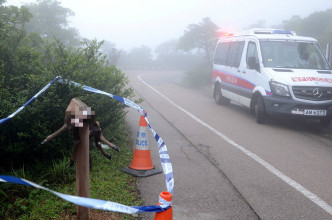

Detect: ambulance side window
[246, 41, 260, 72]
[226, 42, 238, 67]
[226, 41, 245, 68]
[214, 42, 229, 65]
[235, 41, 245, 68]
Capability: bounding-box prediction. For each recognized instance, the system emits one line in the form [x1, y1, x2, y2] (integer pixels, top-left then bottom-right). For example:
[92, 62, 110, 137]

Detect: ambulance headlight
[269, 81, 290, 97]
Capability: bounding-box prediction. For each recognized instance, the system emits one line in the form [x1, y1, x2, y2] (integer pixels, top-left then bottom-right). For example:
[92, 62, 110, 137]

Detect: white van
[212, 29, 332, 125]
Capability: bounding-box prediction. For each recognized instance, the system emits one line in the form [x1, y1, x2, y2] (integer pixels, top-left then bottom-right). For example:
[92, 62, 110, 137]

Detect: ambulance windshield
[260, 40, 330, 70]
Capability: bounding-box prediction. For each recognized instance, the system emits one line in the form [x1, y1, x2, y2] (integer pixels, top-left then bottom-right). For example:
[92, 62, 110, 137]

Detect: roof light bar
[271, 29, 293, 35]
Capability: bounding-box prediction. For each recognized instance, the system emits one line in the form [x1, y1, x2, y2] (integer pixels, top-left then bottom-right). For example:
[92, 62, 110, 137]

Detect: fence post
[76, 122, 90, 220]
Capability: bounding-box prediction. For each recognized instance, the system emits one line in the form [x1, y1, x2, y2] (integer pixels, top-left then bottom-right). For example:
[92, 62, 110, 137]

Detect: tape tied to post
[0, 76, 174, 213]
[0, 175, 170, 214]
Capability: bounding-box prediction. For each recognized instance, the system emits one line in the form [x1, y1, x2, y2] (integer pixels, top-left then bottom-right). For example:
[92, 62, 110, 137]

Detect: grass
[0, 141, 142, 220]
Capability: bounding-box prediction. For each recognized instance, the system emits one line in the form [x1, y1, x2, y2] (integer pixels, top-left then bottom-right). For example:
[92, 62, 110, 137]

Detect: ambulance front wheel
[214, 84, 230, 105]
[255, 95, 267, 124]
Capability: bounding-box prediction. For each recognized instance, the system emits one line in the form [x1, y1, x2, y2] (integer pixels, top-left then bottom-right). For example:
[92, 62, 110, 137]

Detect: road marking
[138, 74, 332, 216]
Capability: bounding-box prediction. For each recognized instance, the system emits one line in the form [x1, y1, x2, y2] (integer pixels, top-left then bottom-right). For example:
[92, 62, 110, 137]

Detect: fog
[9, 0, 332, 51]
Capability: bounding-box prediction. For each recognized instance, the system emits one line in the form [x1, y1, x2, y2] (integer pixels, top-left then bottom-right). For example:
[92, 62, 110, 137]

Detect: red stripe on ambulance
[213, 69, 255, 90]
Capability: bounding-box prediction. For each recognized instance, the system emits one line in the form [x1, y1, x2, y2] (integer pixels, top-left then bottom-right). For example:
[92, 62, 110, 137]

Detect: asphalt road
[124, 70, 332, 220]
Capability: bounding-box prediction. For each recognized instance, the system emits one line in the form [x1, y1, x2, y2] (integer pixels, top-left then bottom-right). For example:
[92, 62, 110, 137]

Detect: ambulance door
[224, 41, 241, 103]
[233, 41, 246, 104]
[239, 40, 260, 107]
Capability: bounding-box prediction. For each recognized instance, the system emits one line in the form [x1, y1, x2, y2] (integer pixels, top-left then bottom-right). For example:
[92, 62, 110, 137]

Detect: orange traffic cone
[121, 113, 162, 177]
[154, 191, 173, 220]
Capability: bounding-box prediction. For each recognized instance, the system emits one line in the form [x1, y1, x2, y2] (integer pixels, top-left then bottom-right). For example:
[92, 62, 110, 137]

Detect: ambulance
[212, 29, 332, 125]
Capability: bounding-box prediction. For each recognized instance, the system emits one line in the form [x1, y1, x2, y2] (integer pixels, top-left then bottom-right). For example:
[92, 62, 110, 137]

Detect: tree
[119, 45, 153, 68]
[155, 39, 203, 70]
[0, 1, 34, 95]
[155, 39, 179, 55]
[99, 40, 116, 64]
[0, 2, 134, 170]
[281, 9, 332, 49]
[282, 15, 304, 34]
[24, 0, 80, 47]
[178, 17, 219, 61]
[301, 9, 332, 48]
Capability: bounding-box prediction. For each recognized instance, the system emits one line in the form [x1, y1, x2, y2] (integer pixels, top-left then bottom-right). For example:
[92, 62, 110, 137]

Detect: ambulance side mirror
[247, 57, 260, 72]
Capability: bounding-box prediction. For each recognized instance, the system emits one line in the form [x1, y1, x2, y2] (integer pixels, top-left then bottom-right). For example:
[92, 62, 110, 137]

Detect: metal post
[76, 122, 90, 220]
[326, 43, 331, 66]
[41, 98, 93, 220]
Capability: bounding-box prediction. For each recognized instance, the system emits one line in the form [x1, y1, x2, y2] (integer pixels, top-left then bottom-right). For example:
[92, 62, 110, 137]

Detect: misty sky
[8, 0, 332, 51]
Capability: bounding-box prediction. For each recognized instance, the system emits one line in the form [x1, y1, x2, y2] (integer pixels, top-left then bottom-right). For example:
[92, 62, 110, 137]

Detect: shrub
[0, 4, 135, 172]
[182, 60, 212, 87]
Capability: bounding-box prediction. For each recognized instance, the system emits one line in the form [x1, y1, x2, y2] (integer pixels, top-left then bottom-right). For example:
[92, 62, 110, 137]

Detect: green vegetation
[178, 18, 218, 87]
[281, 8, 332, 49]
[0, 0, 134, 168]
[182, 61, 212, 88]
[24, 0, 81, 47]
[178, 17, 219, 62]
[2, 0, 332, 218]
[0, 146, 140, 219]
[0, 1, 141, 219]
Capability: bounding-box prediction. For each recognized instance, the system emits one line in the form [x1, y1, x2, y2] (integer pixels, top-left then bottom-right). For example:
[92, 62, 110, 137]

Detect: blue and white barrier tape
[59, 77, 174, 194]
[159, 195, 172, 207]
[144, 116, 174, 194]
[0, 76, 61, 125]
[0, 175, 170, 214]
[0, 75, 174, 212]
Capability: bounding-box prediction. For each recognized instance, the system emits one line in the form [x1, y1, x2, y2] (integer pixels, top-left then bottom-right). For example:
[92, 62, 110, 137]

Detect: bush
[0, 4, 135, 172]
[0, 4, 139, 219]
[0, 146, 139, 220]
[182, 60, 212, 87]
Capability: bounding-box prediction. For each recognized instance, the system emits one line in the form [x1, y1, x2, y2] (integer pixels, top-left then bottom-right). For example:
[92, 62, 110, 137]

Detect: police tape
[0, 76, 61, 125]
[0, 175, 170, 214]
[0, 76, 174, 212]
[59, 77, 174, 194]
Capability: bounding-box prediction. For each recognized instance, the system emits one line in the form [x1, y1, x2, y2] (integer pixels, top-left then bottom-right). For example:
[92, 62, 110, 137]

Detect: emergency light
[217, 31, 233, 37]
[271, 29, 293, 35]
[223, 33, 233, 37]
[252, 29, 295, 35]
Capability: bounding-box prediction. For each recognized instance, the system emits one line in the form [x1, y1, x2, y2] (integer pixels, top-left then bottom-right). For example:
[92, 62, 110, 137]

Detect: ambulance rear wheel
[214, 84, 230, 105]
[255, 95, 267, 124]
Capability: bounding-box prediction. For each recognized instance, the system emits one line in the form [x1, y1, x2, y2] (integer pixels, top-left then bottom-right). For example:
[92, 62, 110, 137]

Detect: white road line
[138, 74, 332, 216]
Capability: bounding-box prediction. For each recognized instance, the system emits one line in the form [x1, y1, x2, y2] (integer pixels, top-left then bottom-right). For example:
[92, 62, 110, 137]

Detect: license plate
[304, 109, 327, 116]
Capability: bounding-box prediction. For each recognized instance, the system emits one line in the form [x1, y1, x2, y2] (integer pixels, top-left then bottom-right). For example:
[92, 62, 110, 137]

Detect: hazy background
[8, 0, 332, 51]
[2, 1, 332, 219]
